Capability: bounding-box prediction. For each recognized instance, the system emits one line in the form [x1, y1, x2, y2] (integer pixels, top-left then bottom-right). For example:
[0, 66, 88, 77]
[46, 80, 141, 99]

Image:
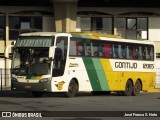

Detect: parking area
[0, 91, 159, 111]
[0, 91, 160, 120]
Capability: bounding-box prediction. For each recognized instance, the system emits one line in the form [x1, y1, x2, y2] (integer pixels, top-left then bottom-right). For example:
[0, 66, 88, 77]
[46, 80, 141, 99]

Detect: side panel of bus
[68, 34, 156, 93]
[77, 58, 155, 92]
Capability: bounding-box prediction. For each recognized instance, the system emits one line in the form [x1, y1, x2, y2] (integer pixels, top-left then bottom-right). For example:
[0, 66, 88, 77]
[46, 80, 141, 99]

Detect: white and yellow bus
[5, 32, 156, 97]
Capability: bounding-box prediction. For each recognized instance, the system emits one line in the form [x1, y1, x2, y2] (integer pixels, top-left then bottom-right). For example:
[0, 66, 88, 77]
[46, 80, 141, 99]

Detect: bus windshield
[12, 48, 51, 76]
[11, 36, 54, 76]
[16, 36, 54, 47]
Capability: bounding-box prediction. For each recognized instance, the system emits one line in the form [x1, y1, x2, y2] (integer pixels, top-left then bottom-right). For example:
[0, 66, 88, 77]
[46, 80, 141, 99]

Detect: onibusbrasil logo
[1, 112, 42, 118]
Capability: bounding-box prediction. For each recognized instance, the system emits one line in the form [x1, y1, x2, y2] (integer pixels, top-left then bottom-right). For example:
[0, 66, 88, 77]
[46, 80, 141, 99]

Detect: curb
[147, 89, 160, 92]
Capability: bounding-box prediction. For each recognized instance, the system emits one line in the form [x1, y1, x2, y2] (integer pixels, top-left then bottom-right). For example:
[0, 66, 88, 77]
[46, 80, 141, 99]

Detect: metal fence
[0, 69, 11, 91]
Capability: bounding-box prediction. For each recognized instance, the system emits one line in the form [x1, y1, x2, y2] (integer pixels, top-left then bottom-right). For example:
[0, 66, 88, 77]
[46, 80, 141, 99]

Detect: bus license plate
[25, 86, 32, 89]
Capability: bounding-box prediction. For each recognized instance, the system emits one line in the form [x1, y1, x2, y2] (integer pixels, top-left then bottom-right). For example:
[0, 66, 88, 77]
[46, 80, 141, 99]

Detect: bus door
[52, 36, 68, 77]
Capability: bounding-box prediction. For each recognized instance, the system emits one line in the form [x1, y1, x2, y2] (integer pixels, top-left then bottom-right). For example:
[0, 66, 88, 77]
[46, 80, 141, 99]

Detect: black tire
[132, 80, 142, 96]
[122, 80, 133, 96]
[65, 80, 78, 98]
[117, 91, 124, 96]
[32, 91, 43, 97]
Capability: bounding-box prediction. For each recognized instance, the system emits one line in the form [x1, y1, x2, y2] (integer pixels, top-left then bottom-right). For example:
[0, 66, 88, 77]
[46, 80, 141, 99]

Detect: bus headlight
[39, 78, 50, 83]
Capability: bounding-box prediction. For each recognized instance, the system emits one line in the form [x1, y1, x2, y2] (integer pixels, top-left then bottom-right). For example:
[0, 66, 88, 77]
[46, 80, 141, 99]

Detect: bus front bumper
[11, 79, 52, 92]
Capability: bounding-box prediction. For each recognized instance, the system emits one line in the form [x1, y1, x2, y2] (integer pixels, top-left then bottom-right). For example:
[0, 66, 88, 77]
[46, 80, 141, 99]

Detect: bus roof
[19, 32, 120, 38]
[19, 32, 154, 45]
[19, 32, 60, 36]
[70, 32, 154, 45]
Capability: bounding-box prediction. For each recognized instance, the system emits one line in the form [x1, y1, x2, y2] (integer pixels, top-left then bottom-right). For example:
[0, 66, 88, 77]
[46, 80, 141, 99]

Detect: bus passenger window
[98, 44, 104, 57]
[113, 44, 118, 58]
[76, 40, 84, 56]
[118, 45, 126, 59]
[132, 47, 136, 59]
[84, 41, 91, 56]
[150, 47, 154, 60]
[139, 46, 142, 59]
[127, 46, 133, 59]
[92, 42, 98, 57]
[121, 45, 126, 58]
[104, 44, 111, 58]
[134, 47, 139, 59]
[69, 38, 84, 56]
[118, 45, 123, 58]
[146, 47, 153, 60]
[146, 47, 150, 60]
[70, 39, 76, 56]
[142, 47, 146, 60]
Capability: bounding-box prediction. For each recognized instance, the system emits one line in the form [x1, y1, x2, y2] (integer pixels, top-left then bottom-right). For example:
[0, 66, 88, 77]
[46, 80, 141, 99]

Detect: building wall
[149, 17, 160, 53]
[0, 41, 4, 53]
[77, 7, 160, 54]
[43, 16, 55, 32]
[149, 17, 160, 42]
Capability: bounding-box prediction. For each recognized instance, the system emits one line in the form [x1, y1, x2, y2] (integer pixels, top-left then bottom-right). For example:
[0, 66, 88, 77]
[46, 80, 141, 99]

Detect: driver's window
[52, 36, 68, 77]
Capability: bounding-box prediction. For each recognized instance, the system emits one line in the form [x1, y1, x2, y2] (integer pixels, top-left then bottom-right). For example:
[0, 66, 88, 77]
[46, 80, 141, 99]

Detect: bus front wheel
[122, 80, 133, 96]
[65, 80, 78, 98]
[32, 91, 43, 97]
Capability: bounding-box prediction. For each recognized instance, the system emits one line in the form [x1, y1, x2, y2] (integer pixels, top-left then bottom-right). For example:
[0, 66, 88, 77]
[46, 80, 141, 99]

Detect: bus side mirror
[49, 46, 57, 59]
[4, 45, 14, 59]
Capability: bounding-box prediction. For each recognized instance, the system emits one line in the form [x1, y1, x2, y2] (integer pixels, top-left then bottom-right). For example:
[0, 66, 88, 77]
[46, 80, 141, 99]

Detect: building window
[80, 17, 91, 31]
[9, 16, 42, 40]
[79, 17, 113, 34]
[77, 11, 113, 34]
[0, 15, 5, 40]
[117, 17, 148, 40]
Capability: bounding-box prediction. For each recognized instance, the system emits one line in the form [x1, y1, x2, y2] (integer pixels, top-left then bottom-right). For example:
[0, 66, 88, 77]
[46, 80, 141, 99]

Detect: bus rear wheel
[32, 91, 43, 97]
[122, 80, 133, 96]
[65, 80, 78, 98]
[132, 80, 142, 96]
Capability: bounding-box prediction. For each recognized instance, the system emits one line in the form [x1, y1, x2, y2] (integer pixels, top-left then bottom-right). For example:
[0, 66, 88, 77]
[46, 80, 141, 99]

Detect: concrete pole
[5, 12, 10, 86]
[113, 14, 117, 35]
[53, 0, 78, 32]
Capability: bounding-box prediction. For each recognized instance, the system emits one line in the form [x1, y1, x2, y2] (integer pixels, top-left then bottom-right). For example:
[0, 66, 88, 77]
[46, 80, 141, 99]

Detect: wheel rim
[125, 80, 132, 96]
[126, 82, 132, 93]
[135, 81, 141, 93]
[69, 83, 75, 93]
[65, 80, 78, 97]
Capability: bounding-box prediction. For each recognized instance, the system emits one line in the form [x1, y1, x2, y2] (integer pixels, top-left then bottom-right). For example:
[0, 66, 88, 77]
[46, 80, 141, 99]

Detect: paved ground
[0, 91, 160, 120]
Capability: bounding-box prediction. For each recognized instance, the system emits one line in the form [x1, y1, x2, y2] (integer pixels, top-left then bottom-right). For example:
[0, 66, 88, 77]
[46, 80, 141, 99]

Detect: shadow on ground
[0, 91, 123, 98]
